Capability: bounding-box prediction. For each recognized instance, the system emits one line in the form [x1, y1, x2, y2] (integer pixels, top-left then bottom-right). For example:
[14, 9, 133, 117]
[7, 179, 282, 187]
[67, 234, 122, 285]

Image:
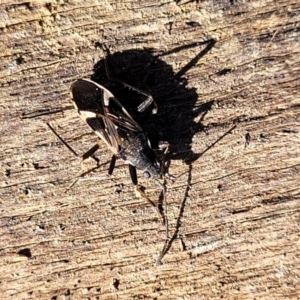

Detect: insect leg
[47, 122, 78, 157]
[47, 122, 101, 164]
[108, 155, 117, 175]
[104, 59, 157, 113]
[128, 164, 138, 185]
[157, 141, 176, 181]
[47, 123, 101, 188]
[81, 141, 118, 178]
[81, 140, 102, 161]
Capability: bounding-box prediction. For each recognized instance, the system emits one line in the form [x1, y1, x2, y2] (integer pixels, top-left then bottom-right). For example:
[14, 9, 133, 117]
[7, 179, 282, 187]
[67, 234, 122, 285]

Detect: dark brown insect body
[70, 78, 162, 182]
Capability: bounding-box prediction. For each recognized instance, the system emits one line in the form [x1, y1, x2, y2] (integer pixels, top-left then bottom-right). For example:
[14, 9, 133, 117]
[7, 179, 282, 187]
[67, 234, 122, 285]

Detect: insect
[69, 59, 174, 238]
[47, 40, 217, 264]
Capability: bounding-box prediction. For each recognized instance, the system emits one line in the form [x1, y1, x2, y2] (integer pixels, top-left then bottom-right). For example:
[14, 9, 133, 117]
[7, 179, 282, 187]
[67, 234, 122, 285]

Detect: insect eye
[144, 171, 151, 178]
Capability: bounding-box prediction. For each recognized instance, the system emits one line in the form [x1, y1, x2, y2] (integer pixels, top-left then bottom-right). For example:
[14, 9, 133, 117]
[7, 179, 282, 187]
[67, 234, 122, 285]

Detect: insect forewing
[70, 78, 143, 155]
[70, 79, 120, 154]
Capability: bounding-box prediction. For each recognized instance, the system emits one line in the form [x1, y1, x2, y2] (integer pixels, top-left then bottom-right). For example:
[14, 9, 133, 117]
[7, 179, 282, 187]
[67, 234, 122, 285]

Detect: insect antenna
[135, 185, 166, 226]
[154, 141, 177, 264]
[155, 179, 169, 239]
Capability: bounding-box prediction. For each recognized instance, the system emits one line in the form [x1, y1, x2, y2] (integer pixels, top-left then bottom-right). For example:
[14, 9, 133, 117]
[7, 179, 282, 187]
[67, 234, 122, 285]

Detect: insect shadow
[90, 39, 216, 263]
[92, 39, 215, 166]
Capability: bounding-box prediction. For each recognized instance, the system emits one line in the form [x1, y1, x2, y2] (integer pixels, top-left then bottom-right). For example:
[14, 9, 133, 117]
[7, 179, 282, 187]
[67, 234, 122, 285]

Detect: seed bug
[69, 59, 174, 240]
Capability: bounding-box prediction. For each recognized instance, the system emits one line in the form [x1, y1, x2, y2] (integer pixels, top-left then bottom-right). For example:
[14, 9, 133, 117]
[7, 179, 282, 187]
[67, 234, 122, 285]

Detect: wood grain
[1, 0, 300, 299]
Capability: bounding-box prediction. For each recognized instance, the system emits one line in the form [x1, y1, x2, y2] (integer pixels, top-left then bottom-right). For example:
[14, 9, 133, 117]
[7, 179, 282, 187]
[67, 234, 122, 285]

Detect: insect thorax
[118, 131, 160, 178]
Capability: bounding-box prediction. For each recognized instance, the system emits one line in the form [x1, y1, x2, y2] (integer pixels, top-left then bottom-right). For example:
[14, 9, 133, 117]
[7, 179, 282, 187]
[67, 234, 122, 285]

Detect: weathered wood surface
[1, 0, 300, 299]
